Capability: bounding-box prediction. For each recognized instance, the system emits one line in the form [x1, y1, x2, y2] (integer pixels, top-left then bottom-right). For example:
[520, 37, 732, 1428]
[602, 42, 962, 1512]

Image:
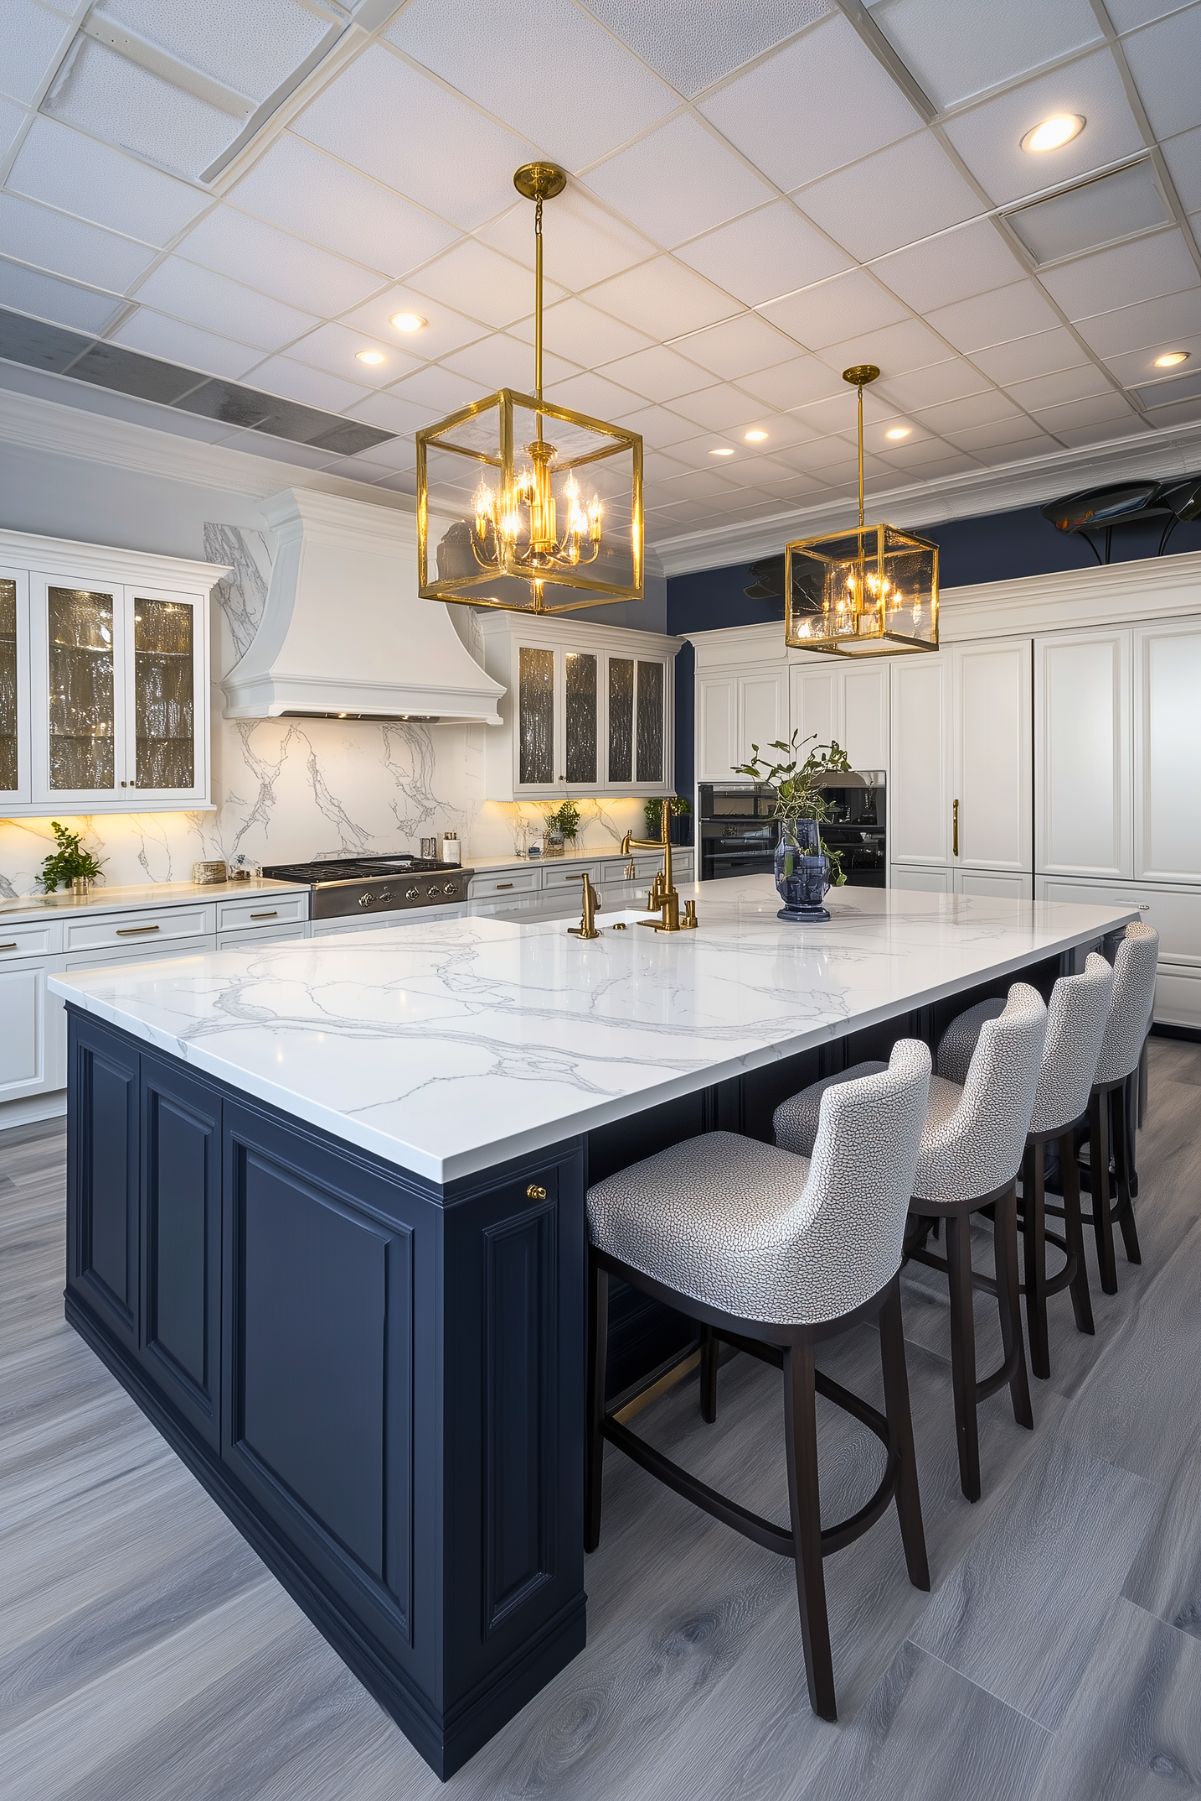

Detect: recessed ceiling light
[709, 445, 735, 457]
[356, 348, 387, 366]
[744, 428, 768, 443]
[885, 425, 911, 441]
[390, 311, 428, 334]
[1020, 113, 1085, 154]
[1153, 349, 1190, 368]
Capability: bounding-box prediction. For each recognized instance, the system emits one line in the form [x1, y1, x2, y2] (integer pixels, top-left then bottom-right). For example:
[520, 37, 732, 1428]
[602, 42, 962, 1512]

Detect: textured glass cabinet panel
[48, 586, 116, 791]
[134, 597, 194, 790]
[518, 645, 555, 786]
[607, 657, 633, 785]
[0, 580, 17, 791]
[564, 651, 597, 785]
[636, 659, 664, 784]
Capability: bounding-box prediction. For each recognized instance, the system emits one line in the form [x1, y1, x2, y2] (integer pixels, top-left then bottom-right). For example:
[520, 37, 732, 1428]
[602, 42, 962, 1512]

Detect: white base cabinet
[1035, 875, 1201, 1029]
[890, 864, 1033, 900]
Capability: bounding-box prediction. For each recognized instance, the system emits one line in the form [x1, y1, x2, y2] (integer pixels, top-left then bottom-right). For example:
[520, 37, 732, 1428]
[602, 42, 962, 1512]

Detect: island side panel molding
[67, 1014, 139, 1351]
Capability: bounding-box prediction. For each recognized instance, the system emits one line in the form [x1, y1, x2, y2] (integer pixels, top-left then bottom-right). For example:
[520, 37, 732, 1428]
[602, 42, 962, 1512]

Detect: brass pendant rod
[856, 379, 865, 531]
[533, 194, 544, 407]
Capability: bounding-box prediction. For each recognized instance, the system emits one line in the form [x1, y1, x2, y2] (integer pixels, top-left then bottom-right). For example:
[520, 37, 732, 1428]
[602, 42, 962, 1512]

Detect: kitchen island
[50, 879, 1134, 1778]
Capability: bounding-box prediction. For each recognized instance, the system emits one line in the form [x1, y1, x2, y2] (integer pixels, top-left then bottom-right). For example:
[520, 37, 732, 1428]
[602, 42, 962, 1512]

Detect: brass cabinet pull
[952, 797, 960, 858]
[0, 942, 17, 951]
[249, 910, 278, 920]
[526, 1183, 547, 1200]
[116, 923, 161, 936]
[495, 882, 514, 891]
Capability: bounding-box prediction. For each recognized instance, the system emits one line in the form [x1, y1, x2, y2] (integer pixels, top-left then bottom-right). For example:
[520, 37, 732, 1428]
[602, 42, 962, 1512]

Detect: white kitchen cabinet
[1035, 628, 1131, 880]
[889, 862, 954, 895]
[477, 613, 677, 800]
[889, 654, 953, 865]
[0, 957, 61, 1104]
[1133, 619, 1201, 885]
[890, 864, 1032, 900]
[790, 659, 888, 773]
[1035, 873, 1201, 1028]
[0, 530, 223, 816]
[696, 664, 787, 782]
[696, 673, 737, 783]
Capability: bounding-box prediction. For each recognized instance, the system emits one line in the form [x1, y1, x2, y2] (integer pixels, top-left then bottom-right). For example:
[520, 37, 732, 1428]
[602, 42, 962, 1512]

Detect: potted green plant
[732, 733, 851, 922]
[542, 799, 581, 857]
[38, 821, 106, 895]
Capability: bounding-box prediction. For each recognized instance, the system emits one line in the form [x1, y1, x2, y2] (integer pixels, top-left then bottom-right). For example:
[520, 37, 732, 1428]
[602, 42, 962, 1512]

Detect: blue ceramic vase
[774, 818, 831, 922]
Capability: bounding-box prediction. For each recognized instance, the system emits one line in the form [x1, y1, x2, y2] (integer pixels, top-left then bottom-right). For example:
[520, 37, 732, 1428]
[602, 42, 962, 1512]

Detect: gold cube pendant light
[416, 164, 643, 616]
[785, 366, 939, 656]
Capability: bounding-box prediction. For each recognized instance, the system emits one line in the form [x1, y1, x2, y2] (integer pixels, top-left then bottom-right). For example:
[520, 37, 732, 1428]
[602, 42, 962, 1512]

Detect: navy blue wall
[668, 501, 1201, 798]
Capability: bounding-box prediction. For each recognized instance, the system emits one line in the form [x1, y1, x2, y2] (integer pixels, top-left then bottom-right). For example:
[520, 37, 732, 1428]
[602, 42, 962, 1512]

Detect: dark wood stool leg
[1111, 1081, 1143, 1267]
[1089, 1089, 1119, 1295]
[1059, 1129, 1095, 1337]
[1138, 1038, 1148, 1132]
[585, 1259, 608, 1553]
[782, 1341, 836, 1721]
[1021, 1142, 1051, 1381]
[994, 1183, 1034, 1429]
[945, 1211, 981, 1503]
[700, 1326, 718, 1424]
[878, 1284, 929, 1591]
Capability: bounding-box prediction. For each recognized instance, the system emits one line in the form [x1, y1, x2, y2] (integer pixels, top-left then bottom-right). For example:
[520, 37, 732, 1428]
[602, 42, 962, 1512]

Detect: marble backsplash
[0, 523, 649, 898]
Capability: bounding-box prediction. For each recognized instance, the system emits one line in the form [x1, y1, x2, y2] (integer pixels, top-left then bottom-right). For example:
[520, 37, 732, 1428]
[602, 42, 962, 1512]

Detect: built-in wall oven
[698, 775, 887, 886]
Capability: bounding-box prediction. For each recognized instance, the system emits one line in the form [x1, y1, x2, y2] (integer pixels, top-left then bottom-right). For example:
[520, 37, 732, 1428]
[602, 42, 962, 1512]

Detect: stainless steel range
[260, 855, 471, 921]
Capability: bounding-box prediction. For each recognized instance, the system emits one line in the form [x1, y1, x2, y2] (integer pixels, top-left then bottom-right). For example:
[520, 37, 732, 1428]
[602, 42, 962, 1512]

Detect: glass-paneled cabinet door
[563, 648, 598, 787]
[0, 570, 31, 805]
[29, 575, 127, 808]
[607, 655, 634, 786]
[635, 658, 666, 786]
[517, 644, 556, 787]
[124, 588, 207, 803]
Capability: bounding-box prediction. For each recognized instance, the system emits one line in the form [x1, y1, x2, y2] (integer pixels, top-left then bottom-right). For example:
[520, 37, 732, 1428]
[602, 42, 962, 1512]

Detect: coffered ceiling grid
[0, 0, 1197, 551]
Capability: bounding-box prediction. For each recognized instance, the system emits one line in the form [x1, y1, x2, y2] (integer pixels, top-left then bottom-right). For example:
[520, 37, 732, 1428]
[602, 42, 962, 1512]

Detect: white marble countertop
[0, 876, 306, 925]
[466, 844, 694, 876]
[49, 879, 1133, 1185]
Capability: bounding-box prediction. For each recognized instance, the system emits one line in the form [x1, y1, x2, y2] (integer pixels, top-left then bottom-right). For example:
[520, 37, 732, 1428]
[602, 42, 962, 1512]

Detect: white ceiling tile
[383, 365, 484, 414]
[406, 240, 564, 328]
[675, 201, 853, 308]
[1038, 229, 1199, 320]
[0, 94, 25, 163]
[873, 357, 994, 408]
[795, 131, 983, 261]
[509, 298, 652, 368]
[1126, 393, 1201, 429]
[954, 434, 1058, 465]
[7, 115, 208, 245]
[547, 370, 645, 418]
[666, 385, 780, 430]
[575, 0, 830, 97]
[587, 256, 736, 337]
[868, 0, 1102, 109]
[231, 135, 458, 276]
[326, 456, 399, 484]
[856, 414, 936, 450]
[737, 355, 846, 409]
[598, 343, 713, 402]
[1102, 330, 1201, 390]
[759, 269, 909, 349]
[923, 279, 1061, 352]
[585, 115, 774, 249]
[670, 312, 797, 379]
[1122, 8, 1201, 138]
[340, 431, 416, 472]
[968, 327, 1091, 383]
[176, 209, 386, 317]
[942, 414, 1058, 449]
[132, 259, 319, 351]
[42, 36, 237, 180]
[657, 467, 746, 501]
[727, 410, 824, 449]
[1107, 0, 1186, 26]
[387, 0, 677, 168]
[238, 355, 371, 414]
[615, 403, 698, 445]
[477, 185, 655, 290]
[109, 308, 261, 379]
[0, 257, 121, 332]
[0, 193, 155, 291]
[337, 288, 486, 363]
[912, 390, 1025, 432]
[1006, 364, 1115, 408]
[1033, 392, 1143, 432]
[699, 14, 921, 192]
[288, 321, 425, 387]
[291, 45, 536, 231]
[883, 449, 981, 479]
[643, 450, 692, 482]
[1162, 126, 1201, 213]
[788, 387, 894, 434]
[814, 317, 952, 380]
[871, 219, 1027, 313]
[1050, 416, 1152, 446]
[1074, 288, 1201, 357]
[345, 389, 438, 436]
[941, 49, 1145, 208]
[0, 0, 73, 105]
[647, 431, 741, 469]
[95, 0, 332, 101]
[439, 331, 579, 389]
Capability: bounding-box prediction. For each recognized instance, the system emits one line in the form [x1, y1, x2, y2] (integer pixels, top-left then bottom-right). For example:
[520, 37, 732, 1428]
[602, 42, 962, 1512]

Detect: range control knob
[377, 889, 392, 903]
[443, 882, 457, 895]
[406, 886, 420, 900]
[426, 884, 440, 898]
[357, 892, 374, 909]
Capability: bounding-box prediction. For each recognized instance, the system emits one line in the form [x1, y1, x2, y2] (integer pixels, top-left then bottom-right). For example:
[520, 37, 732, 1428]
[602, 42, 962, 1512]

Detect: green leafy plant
[733, 732, 852, 884]
[38, 821, 106, 894]
[644, 794, 691, 837]
[543, 799, 582, 843]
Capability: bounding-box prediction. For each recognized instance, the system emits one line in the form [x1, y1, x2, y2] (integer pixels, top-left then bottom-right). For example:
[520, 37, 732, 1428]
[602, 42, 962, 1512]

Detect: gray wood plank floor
[2, 1037, 1200, 1800]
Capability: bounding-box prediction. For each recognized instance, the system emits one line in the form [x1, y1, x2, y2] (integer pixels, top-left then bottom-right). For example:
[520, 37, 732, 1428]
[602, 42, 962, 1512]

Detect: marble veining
[49, 882, 1134, 1185]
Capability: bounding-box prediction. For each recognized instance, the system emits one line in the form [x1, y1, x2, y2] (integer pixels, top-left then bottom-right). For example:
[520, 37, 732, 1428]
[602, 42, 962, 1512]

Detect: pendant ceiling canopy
[416, 163, 644, 617]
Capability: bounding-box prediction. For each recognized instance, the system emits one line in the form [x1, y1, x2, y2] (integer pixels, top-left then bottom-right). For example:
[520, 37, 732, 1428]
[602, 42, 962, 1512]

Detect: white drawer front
[540, 860, 603, 889]
[469, 869, 542, 899]
[64, 904, 214, 954]
[216, 893, 309, 931]
[0, 959, 61, 1101]
[218, 922, 309, 949]
[0, 920, 61, 960]
[1154, 965, 1201, 1029]
[1035, 877, 1201, 966]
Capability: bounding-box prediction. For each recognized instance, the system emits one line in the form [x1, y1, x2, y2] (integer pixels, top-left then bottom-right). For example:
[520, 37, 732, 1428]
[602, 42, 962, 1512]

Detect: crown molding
[654, 421, 1201, 576]
[0, 386, 409, 510]
[0, 525, 231, 590]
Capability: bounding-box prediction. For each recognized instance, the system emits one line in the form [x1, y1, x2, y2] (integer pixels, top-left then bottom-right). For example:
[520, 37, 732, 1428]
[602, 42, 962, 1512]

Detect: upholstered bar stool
[585, 1042, 932, 1722]
[934, 954, 1114, 1379]
[1084, 922, 1160, 1294]
[774, 986, 1047, 1503]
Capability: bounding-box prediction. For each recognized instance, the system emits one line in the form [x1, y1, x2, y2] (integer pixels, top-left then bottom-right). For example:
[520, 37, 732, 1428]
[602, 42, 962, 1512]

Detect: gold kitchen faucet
[620, 801, 698, 933]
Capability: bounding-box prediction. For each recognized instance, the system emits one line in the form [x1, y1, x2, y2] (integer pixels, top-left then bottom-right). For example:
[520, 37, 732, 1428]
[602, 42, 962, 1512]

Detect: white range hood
[221, 488, 504, 724]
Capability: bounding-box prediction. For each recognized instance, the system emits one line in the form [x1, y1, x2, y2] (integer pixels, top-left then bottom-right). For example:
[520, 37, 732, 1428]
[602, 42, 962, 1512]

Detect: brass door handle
[116, 923, 160, 936]
[495, 882, 514, 891]
[249, 910, 278, 920]
[0, 942, 17, 951]
[526, 1183, 547, 1200]
[952, 798, 960, 858]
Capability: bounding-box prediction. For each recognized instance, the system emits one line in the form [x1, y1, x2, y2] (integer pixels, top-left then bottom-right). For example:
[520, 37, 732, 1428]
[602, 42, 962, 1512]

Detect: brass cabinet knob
[526, 1183, 547, 1200]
